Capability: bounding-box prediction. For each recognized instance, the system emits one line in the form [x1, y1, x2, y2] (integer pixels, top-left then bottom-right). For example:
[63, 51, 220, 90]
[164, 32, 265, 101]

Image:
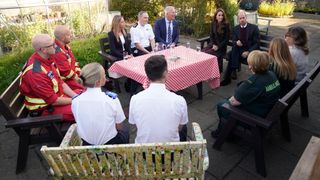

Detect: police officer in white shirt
[72, 63, 129, 145]
[130, 11, 155, 56]
[129, 55, 188, 143]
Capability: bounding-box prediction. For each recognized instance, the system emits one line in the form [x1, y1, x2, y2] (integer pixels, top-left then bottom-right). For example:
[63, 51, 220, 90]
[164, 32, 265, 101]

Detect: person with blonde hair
[72, 62, 129, 145]
[285, 26, 309, 83]
[269, 37, 297, 97]
[212, 50, 280, 138]
[108, 15, 132, 60]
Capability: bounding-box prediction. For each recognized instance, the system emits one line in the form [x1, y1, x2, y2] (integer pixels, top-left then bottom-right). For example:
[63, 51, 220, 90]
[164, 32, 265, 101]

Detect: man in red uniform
[52, 25, 83, 90]
[20, 34, 79, 122]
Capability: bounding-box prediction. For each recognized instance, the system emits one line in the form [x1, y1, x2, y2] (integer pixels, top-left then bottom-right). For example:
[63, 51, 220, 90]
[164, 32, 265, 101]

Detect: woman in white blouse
[72, 62, 129, 145]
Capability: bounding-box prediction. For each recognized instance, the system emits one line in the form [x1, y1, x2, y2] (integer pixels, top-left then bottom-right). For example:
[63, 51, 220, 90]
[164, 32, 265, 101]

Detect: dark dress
[108, 30, 131, 60]
[203, 21, 230, 72]
[270, 63, 295, 98]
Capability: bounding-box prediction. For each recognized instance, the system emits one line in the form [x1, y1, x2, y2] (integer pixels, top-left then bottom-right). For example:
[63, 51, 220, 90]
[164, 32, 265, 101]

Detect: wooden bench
[197, 33, 273, 54]
[98, 37, 121, 93]
[233, 11, 272, 35]
[212, 61, 320, 177]
[290, 136, 320, 180]
[0, 75, 68, 173]
[40, 122, 209, 179]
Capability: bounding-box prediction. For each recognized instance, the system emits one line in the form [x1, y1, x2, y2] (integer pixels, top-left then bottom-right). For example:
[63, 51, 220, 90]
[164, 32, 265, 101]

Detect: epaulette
[72, 93, 81, 100]
[105, 91, 118, 99]
[55, 45, 61, 53]
[32, 59, 42, 73]
[132, 23, 138, 28]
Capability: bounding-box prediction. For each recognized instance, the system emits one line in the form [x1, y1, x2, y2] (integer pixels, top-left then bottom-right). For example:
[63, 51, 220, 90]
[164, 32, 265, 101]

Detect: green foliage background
[110, 0, 238, 37]
[0, 34, 104, 94]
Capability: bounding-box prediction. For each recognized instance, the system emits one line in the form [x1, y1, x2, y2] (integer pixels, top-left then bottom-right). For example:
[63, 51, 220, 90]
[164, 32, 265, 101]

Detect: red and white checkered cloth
[108, 46, 220, 91]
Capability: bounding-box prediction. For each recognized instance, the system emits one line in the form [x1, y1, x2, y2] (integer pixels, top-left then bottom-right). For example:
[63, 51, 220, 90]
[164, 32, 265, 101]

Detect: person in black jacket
[108, 15, 132, 60]
[202, 8, 230, 73]
[220, 10, 260, 86]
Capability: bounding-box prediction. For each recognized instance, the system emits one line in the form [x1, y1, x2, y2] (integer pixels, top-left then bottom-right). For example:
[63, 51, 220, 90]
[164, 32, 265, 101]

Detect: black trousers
[223, 47, 248, 80]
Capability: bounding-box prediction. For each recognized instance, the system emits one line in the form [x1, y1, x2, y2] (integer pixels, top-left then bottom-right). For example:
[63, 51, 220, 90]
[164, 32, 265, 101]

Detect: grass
[0, 33, 106, 94]
[258, 1, 295, 17]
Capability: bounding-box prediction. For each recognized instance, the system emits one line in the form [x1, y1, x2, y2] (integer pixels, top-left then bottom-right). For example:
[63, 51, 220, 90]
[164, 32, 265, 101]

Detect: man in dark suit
[154, 6, 179, 47]
[221, 10, 260, 86]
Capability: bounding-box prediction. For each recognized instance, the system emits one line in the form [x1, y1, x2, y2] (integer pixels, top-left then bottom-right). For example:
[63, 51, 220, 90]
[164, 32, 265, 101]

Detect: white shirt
[130, 22, 155, 48]
[165, 18, 173, 43]
[129, 83, 188, 143]
[72, 88, 126, 145]
[119, 34, 125, 51]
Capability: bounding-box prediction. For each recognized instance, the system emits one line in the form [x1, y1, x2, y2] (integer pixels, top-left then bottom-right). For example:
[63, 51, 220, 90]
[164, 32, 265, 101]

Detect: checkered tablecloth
[108, 46, 220, 91]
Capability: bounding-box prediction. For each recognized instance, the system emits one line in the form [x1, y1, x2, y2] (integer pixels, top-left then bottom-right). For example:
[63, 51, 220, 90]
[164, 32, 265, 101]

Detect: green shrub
[258, 0, 295, 17]
[0, 34, 105, 94]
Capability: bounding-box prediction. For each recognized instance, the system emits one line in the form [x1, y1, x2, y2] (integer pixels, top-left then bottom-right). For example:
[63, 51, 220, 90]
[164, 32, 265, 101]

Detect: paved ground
[1, 12, 320, 179]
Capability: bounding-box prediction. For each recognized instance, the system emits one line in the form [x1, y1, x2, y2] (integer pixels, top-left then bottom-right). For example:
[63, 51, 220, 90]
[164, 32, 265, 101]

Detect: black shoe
[211, 130, 220, 138]
[231, 70, 237, 80]
[220, 79, 231, 86]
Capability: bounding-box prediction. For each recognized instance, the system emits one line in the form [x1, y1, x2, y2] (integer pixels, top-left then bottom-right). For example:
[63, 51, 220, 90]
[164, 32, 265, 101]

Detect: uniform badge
[105, 91, 118, 99]
[47, 71, 55, 79]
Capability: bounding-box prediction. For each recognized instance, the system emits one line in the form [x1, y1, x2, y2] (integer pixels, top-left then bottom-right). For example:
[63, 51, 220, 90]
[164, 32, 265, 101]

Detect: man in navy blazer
[154, 6, 179, 46]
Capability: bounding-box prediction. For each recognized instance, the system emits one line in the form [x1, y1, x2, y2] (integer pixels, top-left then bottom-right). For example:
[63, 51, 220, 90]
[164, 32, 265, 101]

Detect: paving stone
[238, 141, 299, 180]
[224, 167, 261, 180]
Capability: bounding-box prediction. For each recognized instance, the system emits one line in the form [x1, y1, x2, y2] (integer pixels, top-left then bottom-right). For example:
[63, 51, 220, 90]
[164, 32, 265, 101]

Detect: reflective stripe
[25, 96, 46, 104]
[25, 104, 48, 111]
[61, 70, 74, 80]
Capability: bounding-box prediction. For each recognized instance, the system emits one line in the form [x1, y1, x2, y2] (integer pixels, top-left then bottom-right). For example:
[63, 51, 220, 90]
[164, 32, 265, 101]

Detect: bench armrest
[5, 114, 63, 128]
[192, 122, 209, 171]
[60, 124, 82, 147]
[98, 51, 118, 63]
[196, 36, 210, 49]
[222, 103, 272, 129]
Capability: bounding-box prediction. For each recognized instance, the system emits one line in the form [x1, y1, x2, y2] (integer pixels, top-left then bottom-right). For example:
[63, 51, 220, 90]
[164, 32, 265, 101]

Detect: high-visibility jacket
[52, 40, 81, 81]
[19, 53, 64, 111]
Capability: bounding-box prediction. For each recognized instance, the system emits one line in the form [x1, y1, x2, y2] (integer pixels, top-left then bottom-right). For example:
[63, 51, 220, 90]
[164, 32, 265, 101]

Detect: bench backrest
[0, 75, 28, 121]
[41, 123, 208, 179]
[259, 34, 273, 52]
[99, 37, 111, 54]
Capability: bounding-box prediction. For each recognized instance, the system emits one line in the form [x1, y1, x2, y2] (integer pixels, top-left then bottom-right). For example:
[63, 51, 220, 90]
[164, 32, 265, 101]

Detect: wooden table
[290, 136, 320, 180]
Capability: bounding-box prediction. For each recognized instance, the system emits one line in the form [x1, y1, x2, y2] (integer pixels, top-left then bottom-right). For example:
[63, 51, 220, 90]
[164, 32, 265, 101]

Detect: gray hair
[79, 62, 104, 88]
[238, 9, 247, 18]
[164, 6, 175, 15]
[138, 11, 147, 19]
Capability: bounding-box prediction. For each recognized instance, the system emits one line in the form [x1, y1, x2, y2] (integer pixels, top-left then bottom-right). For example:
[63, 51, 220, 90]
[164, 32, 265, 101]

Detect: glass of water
[196, 46, 201, 52]
[186, 41, 190, 48]
[123, 51, 128, 60]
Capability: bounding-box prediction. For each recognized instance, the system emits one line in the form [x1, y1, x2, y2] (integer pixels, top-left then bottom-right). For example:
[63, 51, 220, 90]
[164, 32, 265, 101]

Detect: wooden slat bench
[0, 75, 69, 173]
[212, 61, 320, 177]
[40, 122, 209, 179]
[290, 136, 320, 180]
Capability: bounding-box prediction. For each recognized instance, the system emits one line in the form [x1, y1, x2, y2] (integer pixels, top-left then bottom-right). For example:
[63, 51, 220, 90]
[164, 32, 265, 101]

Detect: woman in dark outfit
[212, 51, 280, 138]
[203, 8, 230, 73]
[269, 38, 297, 98]
[108, 15, 132, 60]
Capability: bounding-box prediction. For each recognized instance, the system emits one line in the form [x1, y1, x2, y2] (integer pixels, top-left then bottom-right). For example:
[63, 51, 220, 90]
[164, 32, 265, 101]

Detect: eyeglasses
[41, 43, 55, 49]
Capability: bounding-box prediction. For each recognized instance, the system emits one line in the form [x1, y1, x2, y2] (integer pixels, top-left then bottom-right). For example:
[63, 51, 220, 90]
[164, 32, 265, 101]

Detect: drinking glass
[196, 46, 201, 53]
[186, 41, 190, 48]
[123, 51, 128, 60]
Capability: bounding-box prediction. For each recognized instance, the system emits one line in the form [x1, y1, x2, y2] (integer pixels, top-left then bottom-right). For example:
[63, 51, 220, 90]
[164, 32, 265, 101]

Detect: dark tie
[168, 21, 172, 44]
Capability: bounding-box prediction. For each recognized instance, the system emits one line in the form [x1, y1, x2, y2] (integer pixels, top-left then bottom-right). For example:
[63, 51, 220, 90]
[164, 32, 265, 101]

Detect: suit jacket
[209, 22, 230, 57]
[154, 18, 179, 45]
[108, 30, 131, 60]
[232, 23, 260, 52]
